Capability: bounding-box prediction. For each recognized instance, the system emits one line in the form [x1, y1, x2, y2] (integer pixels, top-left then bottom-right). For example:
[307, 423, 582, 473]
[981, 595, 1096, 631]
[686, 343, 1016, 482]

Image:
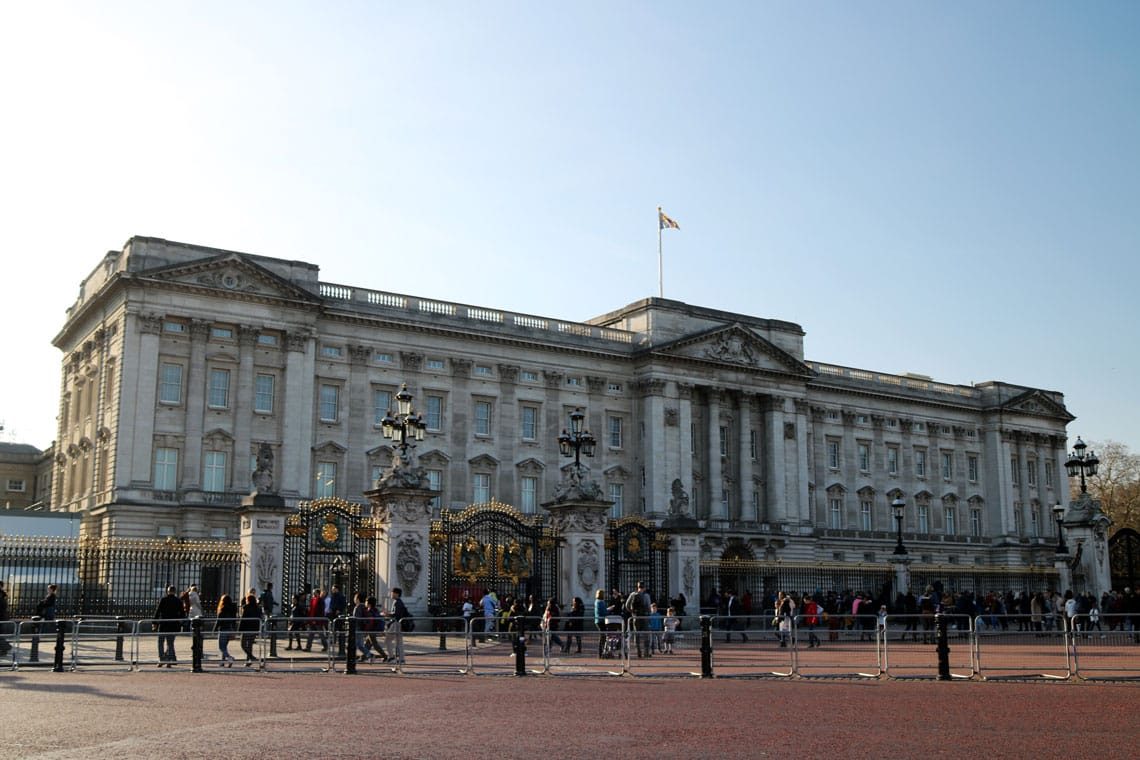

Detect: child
[649, 603, 665, 653]
[662, 607, 680, 654]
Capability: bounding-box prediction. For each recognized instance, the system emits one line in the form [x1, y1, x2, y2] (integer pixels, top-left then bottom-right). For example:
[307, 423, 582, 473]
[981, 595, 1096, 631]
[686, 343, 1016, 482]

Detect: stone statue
[552, 465, 604, 503]
[250, 443, 275, 495]
[668, 478, 691, 517]
[374, 452, 429, 491]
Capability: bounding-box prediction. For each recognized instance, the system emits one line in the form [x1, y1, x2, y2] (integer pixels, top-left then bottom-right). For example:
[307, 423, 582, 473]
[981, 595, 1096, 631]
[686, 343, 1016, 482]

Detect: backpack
[626, 590, 649, 617]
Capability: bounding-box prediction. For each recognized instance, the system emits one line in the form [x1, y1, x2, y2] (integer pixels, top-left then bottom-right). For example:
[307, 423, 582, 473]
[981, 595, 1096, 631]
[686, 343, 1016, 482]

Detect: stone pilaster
[239, 493, 290, 604]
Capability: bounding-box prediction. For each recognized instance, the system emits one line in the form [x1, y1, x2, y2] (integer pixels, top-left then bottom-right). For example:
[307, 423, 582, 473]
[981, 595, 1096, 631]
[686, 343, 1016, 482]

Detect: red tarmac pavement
[1, 670, 1135, 759]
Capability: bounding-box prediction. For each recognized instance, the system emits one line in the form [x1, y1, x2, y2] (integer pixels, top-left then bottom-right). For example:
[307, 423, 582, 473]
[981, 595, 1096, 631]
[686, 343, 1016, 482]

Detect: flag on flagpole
[658, 209, 680, 230]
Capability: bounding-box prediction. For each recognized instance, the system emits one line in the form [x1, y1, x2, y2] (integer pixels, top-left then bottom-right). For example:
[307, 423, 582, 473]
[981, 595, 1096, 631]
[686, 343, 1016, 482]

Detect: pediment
[514, 457, 545, 472]
[141, 252, 319, 303]
[994, 389, 1074, 422]
[468, 453, 500, 468]
[312, 440, 347, 455]
[651, 324, 810, 376]
[418, 449, 451, 467]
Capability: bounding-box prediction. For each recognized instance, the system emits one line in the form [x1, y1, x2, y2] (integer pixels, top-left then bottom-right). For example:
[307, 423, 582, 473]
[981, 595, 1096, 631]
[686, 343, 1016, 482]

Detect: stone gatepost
[1059, 492, 1112, 598]
[543, 499, 611, 604]
[663, 479, 701, 611]
[891, 557, 912, 600]
[364, 485, 439, 617]
[239, 493, 289, 601]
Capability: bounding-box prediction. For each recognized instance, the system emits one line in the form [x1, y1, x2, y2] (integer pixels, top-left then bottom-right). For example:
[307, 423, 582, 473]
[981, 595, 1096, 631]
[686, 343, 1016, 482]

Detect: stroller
[601, 615, 624, 659]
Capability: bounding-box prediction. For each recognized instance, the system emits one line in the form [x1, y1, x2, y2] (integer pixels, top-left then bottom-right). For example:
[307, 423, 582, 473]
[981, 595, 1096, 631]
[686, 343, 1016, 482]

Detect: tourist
[662, 607, 680, 653]
[562, 596, 584, 654]
[480, 588, 498, 643]
[215, 593, 237, 666]
[260, 582, 278, 656]
[625, 581, 653, 658]
[364, 596, 388, 662]
[286, 592, 307, 650]
[239, 592, 262, 666]
[153, 585, 185, 667]
[774, 591, 795, 647]
[648, 602, 665, 652]
[186, 584, 204, 618]
[383, 587, 410, 664]
[306, 588, 327, 652]
[351, 591, 372, 661]
[593, 589, 609, 657]
[801, 594, 822, 648]
[0, 580, 11, 656]
[541, 597, 563, 655]
[724, 589, 746, 643]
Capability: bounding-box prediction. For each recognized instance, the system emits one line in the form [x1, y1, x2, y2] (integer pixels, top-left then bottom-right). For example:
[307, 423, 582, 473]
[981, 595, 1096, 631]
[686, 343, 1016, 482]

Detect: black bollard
[512, 615, 527, 676]
[114, 617, 126, 662]
[29, 616, 41, 663]
[345, 616, 357, 675]
[700, 615, 714, 678]
[191, 616, 203, 673]
[936, 612, 951, 681]
[52, 620, 68, 672]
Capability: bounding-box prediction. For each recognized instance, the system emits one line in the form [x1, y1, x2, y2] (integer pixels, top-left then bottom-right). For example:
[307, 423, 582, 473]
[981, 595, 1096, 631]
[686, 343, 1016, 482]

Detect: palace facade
[51, 236, 1075, 598]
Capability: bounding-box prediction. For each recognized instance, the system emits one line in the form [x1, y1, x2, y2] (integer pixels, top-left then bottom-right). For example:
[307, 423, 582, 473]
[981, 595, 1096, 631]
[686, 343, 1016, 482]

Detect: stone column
[738, 393, 755, 523]
[232, 327, 257, 493]
[346, 344, 372, 494]
[1059, 492, 1113, 598]
[764, 396, 788, 525]
[128, 313, 162, 485]
[677, 383, 694, 511]
[239, 493, 290, 604]
[281, 332, 314, 496]
[639, 378, 667, 516]
[544, 500, 611, 603]
[181, 320, 209, 491]
[365, 485, 439, 617]
[669, 527, 702, 614]
[707, 388, 726, 522]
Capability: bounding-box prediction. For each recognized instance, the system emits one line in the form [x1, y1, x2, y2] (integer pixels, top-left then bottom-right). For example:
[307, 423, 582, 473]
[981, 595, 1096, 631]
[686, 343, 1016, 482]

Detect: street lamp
[380, 383, 426, 458]
[1065, 436, 1099, 494]
[1052, 503, 1068, 555]
[891, 497, 908, 556]
[557, 408, 596, 478]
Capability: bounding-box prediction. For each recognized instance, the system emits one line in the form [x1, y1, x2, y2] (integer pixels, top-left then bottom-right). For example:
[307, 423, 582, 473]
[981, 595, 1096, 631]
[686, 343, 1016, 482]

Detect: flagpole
[657, 206, 663, 299]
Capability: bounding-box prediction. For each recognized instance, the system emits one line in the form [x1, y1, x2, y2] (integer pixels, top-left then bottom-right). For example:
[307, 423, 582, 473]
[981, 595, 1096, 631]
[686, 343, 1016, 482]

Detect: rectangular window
[159, 363, 183, 405]
[427, 469, 442, 510]
[520, 476, 537, 513]
[6, 479, 26, 492]
[887, 446, 899, 476]
[203, 451, 227, 492]
[319, 384, 340, 422]
[474, 400, 492, 436]
[372, 388, 393, 426]
[521, 406, 538, 440]
[320, 345, 343, 358]
[1011, 457, 1020, 485]
[1027, 460, 1037, 487]
[473, 473, 491, 503]
[210, 326, 234, 340]
[254, 373, 275, 414]
[858, 443, 870, 472]
[915, 449, 927, 477]
[1030, 504, 1040, 537]
[474, 365, 493, 377]
[860, 500, 872, 531]
[566, 376, 581, 386]
[971, 509, 982, 537]
[163, 321, 185, 333]
[749, 430, 758, 461]
[690, 423, 697, 452]
[1045, 461, 1055, 488]
[946, 507, 956, 535]
[1013, 507, 1023, 535]
[425, 395, 444, 430]
[609, 416, 623, 449]
[751, 491, 760, 512]
[257, 332, 279, 346]
[719, 426, 729, 458]
[375, 352, 393, 364]
[315, 462, 337, 498]
[828, 498, 843, 529]
[154, 447, 178, 491]
[426, 358, 445, 370]
[918, 505, 929, 533]
[968, 455, 979, 483]
[609, 483, 624, 519]
[827, 440, 840, 469]
[207, 368, 230, 409]
[941, 451, 953, 480]
[607, 382, 623, 392]
[521, 370, 539, 382]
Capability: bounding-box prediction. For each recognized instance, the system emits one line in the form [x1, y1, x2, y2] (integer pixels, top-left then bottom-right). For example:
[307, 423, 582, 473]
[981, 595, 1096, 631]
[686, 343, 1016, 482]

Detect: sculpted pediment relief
[142, 253, 319, 303]
[652, 324, 810, 376]
[996, 390, 1074, 421]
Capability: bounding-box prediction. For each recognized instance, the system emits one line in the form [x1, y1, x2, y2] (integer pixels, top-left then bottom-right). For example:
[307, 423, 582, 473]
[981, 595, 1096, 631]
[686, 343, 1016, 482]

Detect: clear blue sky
[1, 2, 1137, 456]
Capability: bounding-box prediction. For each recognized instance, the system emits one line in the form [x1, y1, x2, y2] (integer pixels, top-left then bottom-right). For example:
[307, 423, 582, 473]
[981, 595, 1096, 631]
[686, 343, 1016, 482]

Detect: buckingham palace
[47, 236, 1081, 606]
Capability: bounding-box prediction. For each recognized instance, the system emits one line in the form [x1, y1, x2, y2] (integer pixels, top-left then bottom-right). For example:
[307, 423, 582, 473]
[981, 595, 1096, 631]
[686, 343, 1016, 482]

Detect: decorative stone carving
[138, 314, 163, 335]
[396, 533, 422, 593]
[255, 541, 278, 589]
[586, 376, 606, 393]
[636, 378, 667, 396]
[196, 270, 260, 293]
[682, 557, 696, 598]
[250, 442, 276, 495]
[238, 325, 259, 347]
[189, 320, 210, 340]
[577, 539, 600, 591]
[285, 332, 310, 353]
[374, 452, 429, 491]
[348, 344, 371, 364]
[497, 364, 519, 383]
[668, 479, 691, 517]
[551, 465, 604, 503]
[400, 351, 423, 371]
[676, 382, 693, 400]
[704, 333, 757, 366]
[548, 509, 609, 534]
[450, 358, 472, 377]
[542, 370, 564, 388]
[664, 407, 679, 426]
[784, 422, 796, 439]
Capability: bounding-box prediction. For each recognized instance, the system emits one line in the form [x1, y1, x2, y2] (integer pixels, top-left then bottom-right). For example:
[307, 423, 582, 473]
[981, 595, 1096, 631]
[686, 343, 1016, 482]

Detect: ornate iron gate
[283, 498, 381, 600]
[428, 500, 559, 613]
[1110, 528, 1140, 593]
[606, 517, 669, 603]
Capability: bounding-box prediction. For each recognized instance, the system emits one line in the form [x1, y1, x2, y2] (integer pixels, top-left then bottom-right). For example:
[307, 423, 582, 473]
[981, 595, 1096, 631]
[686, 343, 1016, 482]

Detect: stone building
[50, 236, 1079, 600]
[0, 442, 53, 511]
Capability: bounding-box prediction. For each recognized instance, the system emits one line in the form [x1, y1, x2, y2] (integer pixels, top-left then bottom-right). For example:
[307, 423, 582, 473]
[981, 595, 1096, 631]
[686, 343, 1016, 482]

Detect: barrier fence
[2, 613, 1138, 680]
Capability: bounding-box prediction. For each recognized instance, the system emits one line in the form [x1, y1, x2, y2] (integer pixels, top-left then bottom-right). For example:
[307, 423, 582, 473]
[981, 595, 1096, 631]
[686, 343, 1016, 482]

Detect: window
[372, 388, 393, 426]
[375, 352, 393, 364]
[828, 498, 843, 529]
[1030, 504, 1040, 537]
[887, 446, 899, 476]
[860, 500, 872, 531]
[856, 414, 869, 424]
[425, 395, 444, 430]
[827, 410, 839, 422]
[159, 363, 183, 405]
[427, 469, 442, 510]
[426, 358, 445, 371]
[319, 384, 340, 422]
[474, 400, 492, 436]
[210, 326, 234, 340]
[690, 423, 697, 452]
[257, 332, 279, 346]
[473, 473, 491, 503]
[1027, 460, 1037, 487]
[254, 374, 275, 414]
[749, 430, 758, 461]
[719, 426, 729, 458]
[609, 416, 623, 449]
[858, 443, 870, 472]
[163, 321, 185, 333]
[970, 509, 982, 537]
[946, 507, 956, 535]
[609, 483, 624, 519]
[941, 451, 953, 480]
[207, 368, 230, 409]
[721, 488, 730, 512]
[154, 448, 178, 491]
[915, 449, 926, 477]
[320, 345, 343, 359]
[917, 505, 929, 533]
[520, 370, 539, 382]
[566, 376, 581, 386]
[203, 451, 227, 492]
[968, 455, 979, 483]
[887, 419, 898, 429]
[827, 440, 840, 469]
[1010, 457, 1020, 485]
[315, 462, 337, 498]
[607, 382, 623, 392]
[520, 476, 537, 513]
[474, 365, 493, 377]
[914, 422, 925, 432]
[1013, 507, 1023, 535]
[1045, 461, 1055, 489]
[521, 406, 538, 440]
[6, 479, 26, 492]
[209, 527, 228, 539]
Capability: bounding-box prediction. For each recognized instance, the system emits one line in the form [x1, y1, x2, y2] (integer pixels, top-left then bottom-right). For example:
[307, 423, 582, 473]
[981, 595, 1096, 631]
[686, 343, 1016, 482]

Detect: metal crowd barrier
[795, 613, 882, 679]
[1070, 613, 1140, 681]
[972, 614, 1069, 680]
[882, 614, 973, 680]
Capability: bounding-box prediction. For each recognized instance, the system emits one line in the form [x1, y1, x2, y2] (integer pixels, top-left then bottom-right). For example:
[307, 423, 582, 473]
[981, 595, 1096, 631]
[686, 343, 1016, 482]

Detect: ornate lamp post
[1065, 436, 1099, 494]
[891, 497, 908, 556]
[1052, 503, 1068, 555]
[380, 383, 426, 460]
[557, 408, 596, 479]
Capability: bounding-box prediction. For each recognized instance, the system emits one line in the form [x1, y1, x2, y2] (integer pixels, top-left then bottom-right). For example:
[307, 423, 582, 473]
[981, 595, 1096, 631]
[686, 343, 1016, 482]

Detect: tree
[1074, 440, 1140, 534]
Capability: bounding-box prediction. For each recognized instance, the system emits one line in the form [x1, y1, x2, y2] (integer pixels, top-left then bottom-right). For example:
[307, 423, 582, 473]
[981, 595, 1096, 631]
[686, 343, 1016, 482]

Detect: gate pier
[544, 499, 612, 605]
[365, 485, 440, 617]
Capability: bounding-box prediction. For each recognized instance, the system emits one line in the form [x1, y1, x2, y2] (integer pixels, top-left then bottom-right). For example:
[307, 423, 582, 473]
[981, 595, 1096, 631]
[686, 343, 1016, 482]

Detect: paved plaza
[1, 665, 1135, 759]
